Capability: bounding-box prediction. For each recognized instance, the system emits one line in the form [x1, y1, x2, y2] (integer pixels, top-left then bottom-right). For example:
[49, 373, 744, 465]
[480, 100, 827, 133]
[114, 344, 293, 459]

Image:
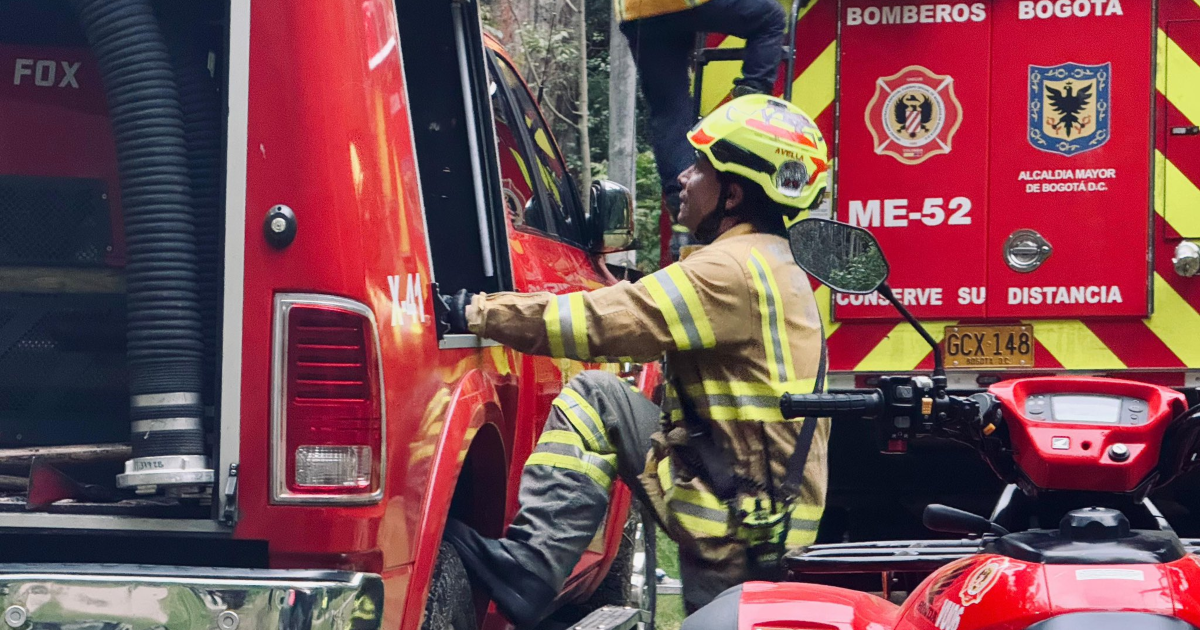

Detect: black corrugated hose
[71, 0, 206, 462]
[165, 8, 223, 418]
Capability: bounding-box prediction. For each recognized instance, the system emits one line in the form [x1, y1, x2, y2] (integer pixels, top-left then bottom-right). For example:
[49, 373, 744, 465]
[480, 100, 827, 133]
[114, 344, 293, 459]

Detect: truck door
[986, 1, 1153, 319]
[1165, 20, 1200, 238]
[835, 1, 991, 321]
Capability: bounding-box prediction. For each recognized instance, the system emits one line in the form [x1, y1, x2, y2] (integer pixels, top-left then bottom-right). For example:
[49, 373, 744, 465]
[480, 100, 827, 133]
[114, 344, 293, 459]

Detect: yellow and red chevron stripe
[704, 0, 1200, 376]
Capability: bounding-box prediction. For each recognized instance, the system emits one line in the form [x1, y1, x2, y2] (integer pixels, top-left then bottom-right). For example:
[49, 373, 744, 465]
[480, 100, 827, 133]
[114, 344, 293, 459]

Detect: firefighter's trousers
[500, 370, 747, 613]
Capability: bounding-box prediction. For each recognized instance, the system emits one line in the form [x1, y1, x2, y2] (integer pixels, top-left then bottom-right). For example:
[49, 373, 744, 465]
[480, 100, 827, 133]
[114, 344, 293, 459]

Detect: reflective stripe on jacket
[615, 0, 711, 22]
[466, 222, 827, 557]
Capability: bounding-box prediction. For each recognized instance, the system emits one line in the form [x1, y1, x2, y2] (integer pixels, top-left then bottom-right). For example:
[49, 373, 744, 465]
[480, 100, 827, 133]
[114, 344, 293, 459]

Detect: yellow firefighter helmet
[687, 94, 829, 218]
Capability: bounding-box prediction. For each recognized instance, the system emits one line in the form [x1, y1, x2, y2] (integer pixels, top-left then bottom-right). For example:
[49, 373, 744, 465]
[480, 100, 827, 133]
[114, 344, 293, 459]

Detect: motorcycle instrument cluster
[1024, 394, 1149, 426]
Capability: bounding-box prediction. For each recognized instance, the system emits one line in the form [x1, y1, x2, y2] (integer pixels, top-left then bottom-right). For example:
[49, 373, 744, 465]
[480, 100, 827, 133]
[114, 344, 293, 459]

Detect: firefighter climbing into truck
[439, 93, 831, 625]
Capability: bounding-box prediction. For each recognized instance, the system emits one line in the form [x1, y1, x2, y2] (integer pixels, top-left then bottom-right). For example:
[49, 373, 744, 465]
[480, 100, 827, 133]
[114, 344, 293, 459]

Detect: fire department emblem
[865, 65, 963, 165]
[959, 559, 1006, 606]
[1028, 62, 1111, 157]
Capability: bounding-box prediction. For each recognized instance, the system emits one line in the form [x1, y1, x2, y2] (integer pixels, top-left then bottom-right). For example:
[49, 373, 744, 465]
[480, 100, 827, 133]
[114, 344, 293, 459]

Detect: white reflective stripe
[131, 392, 201, 408]
[131, 417, 204, 433]
[553, 293, 591, 360]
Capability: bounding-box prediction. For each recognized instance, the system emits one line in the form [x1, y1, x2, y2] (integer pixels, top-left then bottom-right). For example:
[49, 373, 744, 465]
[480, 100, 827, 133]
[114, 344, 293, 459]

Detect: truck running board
[571, 606, 648, 630]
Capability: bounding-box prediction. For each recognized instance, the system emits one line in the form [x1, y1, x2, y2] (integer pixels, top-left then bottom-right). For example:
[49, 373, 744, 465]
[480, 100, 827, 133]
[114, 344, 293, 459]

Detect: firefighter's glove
[436, 289, 473, 335]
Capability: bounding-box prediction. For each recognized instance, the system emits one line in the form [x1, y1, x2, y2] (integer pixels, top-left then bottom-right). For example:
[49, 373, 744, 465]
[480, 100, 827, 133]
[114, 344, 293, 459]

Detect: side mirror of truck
[589, 179, 637, 254]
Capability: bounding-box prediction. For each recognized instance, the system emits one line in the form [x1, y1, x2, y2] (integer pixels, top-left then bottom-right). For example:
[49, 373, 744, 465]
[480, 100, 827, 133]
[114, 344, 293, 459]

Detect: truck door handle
[1171, 126, 1200, 136]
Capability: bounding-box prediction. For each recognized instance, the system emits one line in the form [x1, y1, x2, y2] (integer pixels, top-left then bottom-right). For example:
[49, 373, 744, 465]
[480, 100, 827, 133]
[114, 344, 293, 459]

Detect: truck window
[492, 58, 586, 247]
[488, 65, 548, 233]
[396, 0, 512, 296]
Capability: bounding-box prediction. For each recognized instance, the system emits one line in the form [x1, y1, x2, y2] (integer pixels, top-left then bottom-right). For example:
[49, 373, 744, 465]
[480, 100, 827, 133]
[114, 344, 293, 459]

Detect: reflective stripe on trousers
[503, 371, 660, 593]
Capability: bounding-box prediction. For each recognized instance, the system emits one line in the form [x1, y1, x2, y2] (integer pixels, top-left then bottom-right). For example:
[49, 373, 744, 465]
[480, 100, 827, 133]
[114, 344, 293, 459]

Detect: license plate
[944, 325, 1034, 369]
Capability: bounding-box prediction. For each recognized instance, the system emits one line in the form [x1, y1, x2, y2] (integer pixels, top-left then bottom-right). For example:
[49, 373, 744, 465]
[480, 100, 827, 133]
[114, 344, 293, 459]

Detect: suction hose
[164, 9, 223, 418]
[71, 0, 213, 491]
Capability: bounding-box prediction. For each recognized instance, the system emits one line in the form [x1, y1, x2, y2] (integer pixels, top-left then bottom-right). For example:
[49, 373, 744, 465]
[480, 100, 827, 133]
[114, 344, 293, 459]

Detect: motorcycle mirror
[923, 504, 1010, 537]
[789, 218, 948, 382]
[787, 218, 889, 294]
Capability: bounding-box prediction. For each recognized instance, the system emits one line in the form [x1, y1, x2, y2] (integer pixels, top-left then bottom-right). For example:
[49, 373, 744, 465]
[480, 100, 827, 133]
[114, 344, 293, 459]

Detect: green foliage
[656, 528, 686, 630]
[481, 0, 665, 273]
[827, 248, 889, 293]
[634, 150, 663, 273]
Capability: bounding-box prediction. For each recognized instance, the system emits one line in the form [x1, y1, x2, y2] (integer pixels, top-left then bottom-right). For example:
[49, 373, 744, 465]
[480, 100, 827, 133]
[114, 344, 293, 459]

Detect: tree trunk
[496, 0, 516, 45]
[607, 3, 639, 269]
[577, 0, 591, 209]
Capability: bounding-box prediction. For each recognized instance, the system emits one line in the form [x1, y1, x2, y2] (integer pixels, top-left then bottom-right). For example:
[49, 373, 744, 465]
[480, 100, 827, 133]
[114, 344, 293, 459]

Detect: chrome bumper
[0, 564, 382, 630]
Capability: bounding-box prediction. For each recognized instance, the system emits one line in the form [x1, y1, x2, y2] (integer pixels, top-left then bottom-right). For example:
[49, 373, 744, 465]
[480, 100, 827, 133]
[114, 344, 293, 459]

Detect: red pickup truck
[0, 1, 657, 630]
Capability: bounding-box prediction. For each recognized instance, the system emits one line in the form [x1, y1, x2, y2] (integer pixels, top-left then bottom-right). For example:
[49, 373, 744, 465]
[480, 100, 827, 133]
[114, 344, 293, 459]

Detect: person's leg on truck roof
[620, 0, 786, 262]
[687, 0, 787, 96]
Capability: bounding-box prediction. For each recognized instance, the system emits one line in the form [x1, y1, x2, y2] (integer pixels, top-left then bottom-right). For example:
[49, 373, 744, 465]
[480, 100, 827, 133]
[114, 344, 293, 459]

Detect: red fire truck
[697, 0, 1200, 543]
[0, 1, 655, 630]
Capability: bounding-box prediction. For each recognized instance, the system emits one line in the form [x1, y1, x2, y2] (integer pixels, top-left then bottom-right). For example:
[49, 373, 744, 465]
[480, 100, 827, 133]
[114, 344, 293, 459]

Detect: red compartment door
[835, 1, 991, 321]
[985, 1, 1153, 318]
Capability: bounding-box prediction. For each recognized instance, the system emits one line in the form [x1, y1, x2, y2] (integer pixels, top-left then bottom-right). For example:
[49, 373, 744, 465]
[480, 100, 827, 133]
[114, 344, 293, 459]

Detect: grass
[654, 528, 686, 630]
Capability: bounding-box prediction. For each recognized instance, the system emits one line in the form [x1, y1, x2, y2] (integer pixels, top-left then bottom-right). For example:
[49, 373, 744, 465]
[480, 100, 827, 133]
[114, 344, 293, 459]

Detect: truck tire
[422, 541, 476, 630]
[553, 503, 657, 629]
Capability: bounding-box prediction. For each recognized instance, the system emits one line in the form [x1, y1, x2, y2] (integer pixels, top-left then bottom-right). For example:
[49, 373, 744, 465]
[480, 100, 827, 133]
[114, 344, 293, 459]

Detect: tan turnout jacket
[466, 222, 828, 559]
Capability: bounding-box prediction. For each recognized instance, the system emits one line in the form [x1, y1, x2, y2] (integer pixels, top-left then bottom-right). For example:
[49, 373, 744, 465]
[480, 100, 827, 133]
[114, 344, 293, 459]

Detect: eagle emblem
[865, 65, 963, 165]
[1028, 62, 1110, 157]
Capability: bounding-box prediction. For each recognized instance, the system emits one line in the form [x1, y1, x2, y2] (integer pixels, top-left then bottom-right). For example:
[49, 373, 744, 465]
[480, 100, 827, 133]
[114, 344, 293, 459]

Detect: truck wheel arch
[402, 369, 510, 630]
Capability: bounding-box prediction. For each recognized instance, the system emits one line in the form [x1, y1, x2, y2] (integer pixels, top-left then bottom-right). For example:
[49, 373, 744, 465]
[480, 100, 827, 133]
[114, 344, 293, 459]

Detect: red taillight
[273, 295, 384, 503]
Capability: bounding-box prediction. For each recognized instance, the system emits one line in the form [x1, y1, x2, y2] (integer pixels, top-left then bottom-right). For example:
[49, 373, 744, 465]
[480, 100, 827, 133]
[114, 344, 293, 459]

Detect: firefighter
[440, 95, 828, 626]
[618, 0, 788, 259]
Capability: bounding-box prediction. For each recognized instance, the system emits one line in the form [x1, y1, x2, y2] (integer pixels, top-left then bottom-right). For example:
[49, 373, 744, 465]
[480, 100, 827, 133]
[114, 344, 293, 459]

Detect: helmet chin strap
[692, 181, 731, 245]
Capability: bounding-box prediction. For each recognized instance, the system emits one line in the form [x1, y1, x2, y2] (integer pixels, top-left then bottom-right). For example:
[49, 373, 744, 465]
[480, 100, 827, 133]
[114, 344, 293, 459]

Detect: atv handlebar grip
[780, 391, 885, 420]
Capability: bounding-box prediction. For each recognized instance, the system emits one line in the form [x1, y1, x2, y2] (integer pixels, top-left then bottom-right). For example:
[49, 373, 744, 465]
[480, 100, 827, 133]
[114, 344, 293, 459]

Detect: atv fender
[726, 581, 900, 630]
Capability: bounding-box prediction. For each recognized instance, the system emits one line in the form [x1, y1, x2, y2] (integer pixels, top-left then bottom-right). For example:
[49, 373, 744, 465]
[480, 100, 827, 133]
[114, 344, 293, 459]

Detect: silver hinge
[221, 463, 239, 526]
[1171, 126, 1200, 136]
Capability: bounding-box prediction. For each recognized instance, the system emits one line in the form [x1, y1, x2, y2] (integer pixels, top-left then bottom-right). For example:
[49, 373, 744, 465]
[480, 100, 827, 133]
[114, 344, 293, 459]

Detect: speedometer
[1050, 395, 1122, 424]
[1024, 394, 1149, 425]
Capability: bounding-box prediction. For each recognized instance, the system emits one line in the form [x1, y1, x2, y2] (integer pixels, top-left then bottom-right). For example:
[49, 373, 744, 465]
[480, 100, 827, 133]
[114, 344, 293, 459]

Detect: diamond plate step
[570, 606, 646, 630]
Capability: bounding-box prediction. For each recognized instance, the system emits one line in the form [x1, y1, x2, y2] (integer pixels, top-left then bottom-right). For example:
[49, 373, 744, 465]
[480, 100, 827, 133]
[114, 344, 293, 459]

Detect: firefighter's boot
[443, 518, 558, 628]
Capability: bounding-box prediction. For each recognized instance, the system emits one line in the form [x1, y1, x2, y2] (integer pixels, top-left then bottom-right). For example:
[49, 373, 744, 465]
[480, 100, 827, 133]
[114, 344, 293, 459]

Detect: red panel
[835, 2, 991, 321]
[1086, 321, 1187, 369]
[1161, 0, 1200, 26]
[1165, 21, 1200, 237]
[986, 1, 1153, 319]
[1033, 339, 1065, 370]
[778, 0, 839, 92]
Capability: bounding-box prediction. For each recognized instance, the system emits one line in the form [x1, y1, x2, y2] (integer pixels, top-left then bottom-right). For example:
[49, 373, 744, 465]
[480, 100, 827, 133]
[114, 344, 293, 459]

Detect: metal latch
[1171, 126, 1200, 136]
[1004, 229, 1053, 273]
[221, 463, 239, 526]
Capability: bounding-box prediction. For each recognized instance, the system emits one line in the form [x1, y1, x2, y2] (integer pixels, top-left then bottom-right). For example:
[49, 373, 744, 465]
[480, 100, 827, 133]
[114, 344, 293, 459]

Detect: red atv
[689, 219, 1200, 630]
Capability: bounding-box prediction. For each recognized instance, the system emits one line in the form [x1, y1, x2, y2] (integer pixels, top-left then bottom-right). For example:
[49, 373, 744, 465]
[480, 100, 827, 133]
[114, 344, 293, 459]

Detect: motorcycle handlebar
[780, 391, 886, 420]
